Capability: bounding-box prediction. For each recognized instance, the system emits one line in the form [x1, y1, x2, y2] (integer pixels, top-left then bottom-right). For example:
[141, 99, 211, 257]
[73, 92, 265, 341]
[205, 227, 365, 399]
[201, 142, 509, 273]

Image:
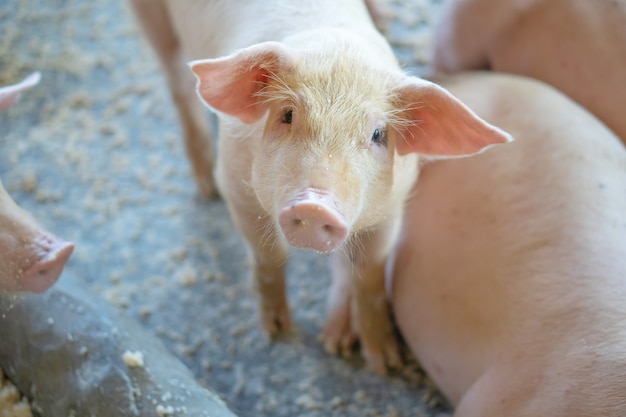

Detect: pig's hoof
[361, 334, 403, 375]
[321, 319, 357, 358]
[260, 305, 291, 337]
[195, 176, 219, 200]
[322, 333, 356, 358]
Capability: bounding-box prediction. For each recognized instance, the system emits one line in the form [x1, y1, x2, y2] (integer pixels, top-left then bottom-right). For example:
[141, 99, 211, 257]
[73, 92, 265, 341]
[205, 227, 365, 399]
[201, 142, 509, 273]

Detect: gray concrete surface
[0, 274, 238, 417]
[0, 0, 450, 416]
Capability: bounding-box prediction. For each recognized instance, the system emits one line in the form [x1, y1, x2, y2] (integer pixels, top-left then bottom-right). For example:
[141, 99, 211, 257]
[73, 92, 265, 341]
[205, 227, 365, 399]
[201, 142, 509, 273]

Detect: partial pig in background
[0, 73, 74, 293]
[410, 2, 626, 413]
[129, 0, 511, 374]
[432, 0, 626, 143]
[389, 71, 626, 417]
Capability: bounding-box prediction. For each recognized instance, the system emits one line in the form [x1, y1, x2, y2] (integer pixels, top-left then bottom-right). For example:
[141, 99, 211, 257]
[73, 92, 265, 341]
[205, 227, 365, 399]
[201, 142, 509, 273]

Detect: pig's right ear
[189, 42, 296, 124]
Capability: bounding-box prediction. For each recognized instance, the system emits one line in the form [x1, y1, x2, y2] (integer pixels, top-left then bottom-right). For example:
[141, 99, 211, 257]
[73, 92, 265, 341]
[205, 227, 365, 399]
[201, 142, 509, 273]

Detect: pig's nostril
[323, 224, 334, 232]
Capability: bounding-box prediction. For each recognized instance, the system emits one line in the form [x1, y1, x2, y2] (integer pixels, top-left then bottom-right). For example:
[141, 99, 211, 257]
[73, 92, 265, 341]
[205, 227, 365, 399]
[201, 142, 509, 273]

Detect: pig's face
[249, 57, 404, 251]
[190, 42, 512, 253]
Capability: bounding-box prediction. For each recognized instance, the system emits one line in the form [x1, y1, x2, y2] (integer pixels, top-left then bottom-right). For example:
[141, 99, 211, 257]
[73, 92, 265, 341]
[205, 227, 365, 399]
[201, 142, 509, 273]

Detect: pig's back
[163, 0, 381, 59]
[489, 0, 626, 142]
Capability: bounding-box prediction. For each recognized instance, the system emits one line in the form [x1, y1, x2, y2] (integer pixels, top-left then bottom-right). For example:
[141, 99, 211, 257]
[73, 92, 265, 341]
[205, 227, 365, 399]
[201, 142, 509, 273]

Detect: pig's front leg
[227, 201, 291, 336]
[323, 221, 402, 374]
[250, 225, 291, 337]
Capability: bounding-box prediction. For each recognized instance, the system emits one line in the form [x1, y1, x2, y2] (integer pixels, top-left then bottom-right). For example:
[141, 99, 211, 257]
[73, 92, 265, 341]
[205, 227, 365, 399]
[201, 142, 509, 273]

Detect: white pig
[0, 73, 74, 293]
[388, 72, 626, 416]
[129, 0, 511, 373]
[432, 0, 626, 143]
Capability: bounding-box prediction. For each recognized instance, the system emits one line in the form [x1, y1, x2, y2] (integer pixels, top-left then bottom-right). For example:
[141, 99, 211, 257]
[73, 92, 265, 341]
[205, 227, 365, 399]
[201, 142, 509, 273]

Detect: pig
[128, 0, 511, 373]
[0, 73, 74, 293]
[432, 0, 626, 143]
[388, 72, 626, 416]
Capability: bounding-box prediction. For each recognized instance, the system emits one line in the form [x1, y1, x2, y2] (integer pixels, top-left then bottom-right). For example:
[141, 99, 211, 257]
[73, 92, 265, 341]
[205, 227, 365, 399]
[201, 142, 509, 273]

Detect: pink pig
[389, 72, 626, 416]
[129, 0, 511, 373]
[0, 73, 74, 293]
[432, 0, 626, 143]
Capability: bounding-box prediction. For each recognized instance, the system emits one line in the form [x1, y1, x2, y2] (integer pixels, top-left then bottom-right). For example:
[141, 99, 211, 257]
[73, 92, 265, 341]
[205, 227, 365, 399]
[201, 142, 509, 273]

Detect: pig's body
[388, 72, 626, 416]
[130, 0, 510, 372]
[432, 0, 626, 143]
[0, 74, 74, 293]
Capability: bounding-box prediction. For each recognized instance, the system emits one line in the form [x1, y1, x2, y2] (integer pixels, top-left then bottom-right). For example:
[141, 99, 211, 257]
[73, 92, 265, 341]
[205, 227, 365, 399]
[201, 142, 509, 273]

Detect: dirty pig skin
[129, 0, 511, 373]
[432, 0, 626, 143]
[0, 73, 74, 293]
[388, 72, 626, 417]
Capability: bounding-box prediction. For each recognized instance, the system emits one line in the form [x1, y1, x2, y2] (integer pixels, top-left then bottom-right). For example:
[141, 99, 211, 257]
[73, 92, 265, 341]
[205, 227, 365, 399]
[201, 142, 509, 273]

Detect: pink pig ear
[189, 42, 296, 124]
[0, 72, 41, 111]
[392, 78, 512, 157]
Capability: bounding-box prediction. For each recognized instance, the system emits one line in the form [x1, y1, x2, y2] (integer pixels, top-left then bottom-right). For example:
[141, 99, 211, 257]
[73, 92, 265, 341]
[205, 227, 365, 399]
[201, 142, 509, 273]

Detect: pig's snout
[21, 236, 74, 293]
[278, 190, 349, 253]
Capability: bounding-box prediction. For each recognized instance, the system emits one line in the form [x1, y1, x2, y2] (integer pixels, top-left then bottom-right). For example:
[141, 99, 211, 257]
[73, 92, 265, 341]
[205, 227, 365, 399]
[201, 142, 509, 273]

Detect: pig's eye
[282, 109, 293, 124]
[371, 128, 387, 147]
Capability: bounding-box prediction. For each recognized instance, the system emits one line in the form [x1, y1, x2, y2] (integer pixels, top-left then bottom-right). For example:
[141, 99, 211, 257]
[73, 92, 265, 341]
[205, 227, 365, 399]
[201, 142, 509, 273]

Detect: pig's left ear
[391, 78, 512, 157]
[189, 42, 296, 124]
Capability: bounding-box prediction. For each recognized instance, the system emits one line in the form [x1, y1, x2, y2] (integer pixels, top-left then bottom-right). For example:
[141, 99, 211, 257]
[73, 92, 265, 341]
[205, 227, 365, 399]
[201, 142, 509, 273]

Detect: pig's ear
[189, 42, 295, 124]
[391, 77, 512, 157]
[0, 72, 41, 111]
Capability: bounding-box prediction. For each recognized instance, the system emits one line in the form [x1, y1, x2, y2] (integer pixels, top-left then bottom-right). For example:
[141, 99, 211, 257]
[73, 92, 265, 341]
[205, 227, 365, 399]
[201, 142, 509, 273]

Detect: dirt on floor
[0, 0, 451, 416]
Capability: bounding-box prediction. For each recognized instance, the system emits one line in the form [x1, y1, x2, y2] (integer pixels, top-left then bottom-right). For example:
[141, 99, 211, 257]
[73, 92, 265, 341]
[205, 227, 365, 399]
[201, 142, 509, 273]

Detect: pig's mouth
[278, 188, 349, 253]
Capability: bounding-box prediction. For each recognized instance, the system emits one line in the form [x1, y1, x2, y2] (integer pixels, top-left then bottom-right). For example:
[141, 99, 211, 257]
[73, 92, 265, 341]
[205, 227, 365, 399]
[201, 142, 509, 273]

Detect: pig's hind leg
[129, 0, 217, 198]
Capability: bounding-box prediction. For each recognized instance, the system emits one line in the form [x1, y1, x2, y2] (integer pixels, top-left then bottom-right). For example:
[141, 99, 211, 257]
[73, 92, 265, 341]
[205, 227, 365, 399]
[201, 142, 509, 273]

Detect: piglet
[389, 72, 626, 416]
[129, 0, 511, 373]
[0, 73, 74, 293]
[432, 0, 626, 143]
